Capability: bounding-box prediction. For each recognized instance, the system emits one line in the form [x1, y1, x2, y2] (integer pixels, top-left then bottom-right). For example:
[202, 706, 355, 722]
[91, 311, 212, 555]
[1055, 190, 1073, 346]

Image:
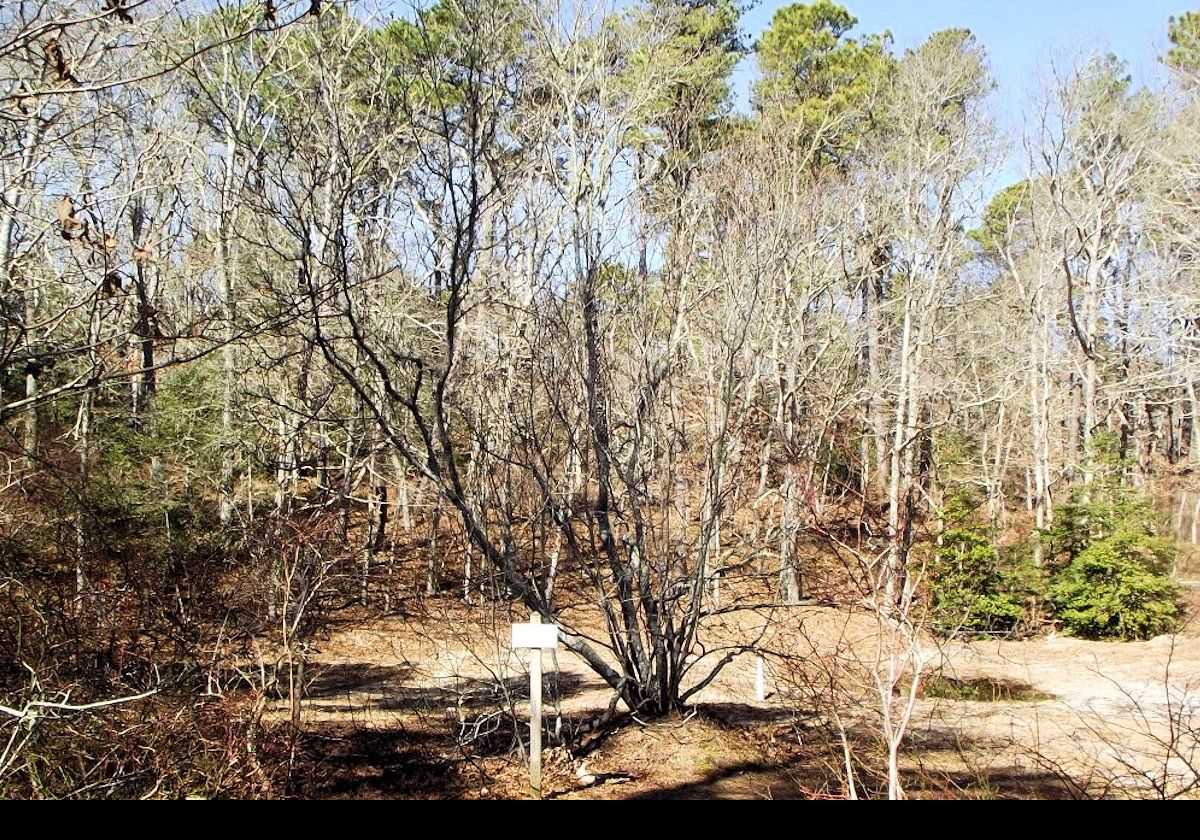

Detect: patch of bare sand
[278, 599, 1200, 798]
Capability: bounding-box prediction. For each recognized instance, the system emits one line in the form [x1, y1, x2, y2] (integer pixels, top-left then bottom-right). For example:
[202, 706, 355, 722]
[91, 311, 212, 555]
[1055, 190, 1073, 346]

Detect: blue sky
[734, 2, 1188, 112]
[731, 1, 1192, 188]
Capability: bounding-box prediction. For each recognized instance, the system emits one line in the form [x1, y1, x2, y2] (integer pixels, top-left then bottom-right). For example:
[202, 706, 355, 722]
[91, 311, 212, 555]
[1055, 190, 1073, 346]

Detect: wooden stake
[529, 612, 542, 799]
[512, 613, 557, 798]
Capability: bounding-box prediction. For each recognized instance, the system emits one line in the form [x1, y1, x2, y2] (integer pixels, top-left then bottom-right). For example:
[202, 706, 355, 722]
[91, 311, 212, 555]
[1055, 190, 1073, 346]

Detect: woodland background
[3, 0, 1200, 798]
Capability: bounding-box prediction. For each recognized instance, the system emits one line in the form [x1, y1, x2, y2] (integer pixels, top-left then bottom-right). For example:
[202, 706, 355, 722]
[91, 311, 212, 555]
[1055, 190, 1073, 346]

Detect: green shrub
[1040, 490, 1161, 572]
[1048, 531, 1181, 640]
[927, 527, 1027, 636]
[1038, 488, 1183, 640]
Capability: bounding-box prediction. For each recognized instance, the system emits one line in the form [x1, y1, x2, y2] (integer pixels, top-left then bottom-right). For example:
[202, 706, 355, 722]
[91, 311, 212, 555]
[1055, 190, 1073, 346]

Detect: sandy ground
[276, 592, 1200, 799]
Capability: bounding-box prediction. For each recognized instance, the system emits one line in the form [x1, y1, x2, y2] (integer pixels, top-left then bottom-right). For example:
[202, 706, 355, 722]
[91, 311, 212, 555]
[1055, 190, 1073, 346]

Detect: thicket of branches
[3, 0, 1200, 798]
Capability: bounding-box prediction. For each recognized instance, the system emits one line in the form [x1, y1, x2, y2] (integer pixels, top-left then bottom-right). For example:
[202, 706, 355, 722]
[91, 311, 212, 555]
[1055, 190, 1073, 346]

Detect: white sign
[512, 621, 559, 650]
[512, 613, 557, 798]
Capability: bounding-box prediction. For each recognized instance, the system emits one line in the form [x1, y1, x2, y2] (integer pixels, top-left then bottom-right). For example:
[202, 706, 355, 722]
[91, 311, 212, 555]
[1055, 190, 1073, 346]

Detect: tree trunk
[218, 123, 240, 527]
[779, 465, 802, 604]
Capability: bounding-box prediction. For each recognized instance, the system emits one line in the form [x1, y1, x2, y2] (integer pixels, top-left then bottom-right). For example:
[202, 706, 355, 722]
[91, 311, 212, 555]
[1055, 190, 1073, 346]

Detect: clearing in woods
[273, 586, 1200, 799]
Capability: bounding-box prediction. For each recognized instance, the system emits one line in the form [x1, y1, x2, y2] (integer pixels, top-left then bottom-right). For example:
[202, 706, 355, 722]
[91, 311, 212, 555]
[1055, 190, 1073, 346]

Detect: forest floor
[272, 583, 1200, 799]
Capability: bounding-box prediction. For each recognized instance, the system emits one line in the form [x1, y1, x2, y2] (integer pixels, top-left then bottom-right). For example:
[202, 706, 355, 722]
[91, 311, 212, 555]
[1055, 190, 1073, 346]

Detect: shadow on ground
[291, 726, 470, 799]
[623, 759, 808, 800]
[306, 661, 586, 713]
[288, 681, 1093, 799]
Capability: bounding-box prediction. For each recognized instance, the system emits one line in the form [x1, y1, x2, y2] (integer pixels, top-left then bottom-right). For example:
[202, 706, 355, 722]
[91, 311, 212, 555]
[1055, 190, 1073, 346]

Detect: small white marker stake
[755, 654, 766, 702]
[511, 612, 559, 798]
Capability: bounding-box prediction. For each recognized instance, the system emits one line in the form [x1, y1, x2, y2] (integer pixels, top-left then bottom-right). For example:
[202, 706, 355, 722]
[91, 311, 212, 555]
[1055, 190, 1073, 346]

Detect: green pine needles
[926, 489, 1183, 641]
[1044, 496, 1182, 640]
[927, 527, 1027, 637]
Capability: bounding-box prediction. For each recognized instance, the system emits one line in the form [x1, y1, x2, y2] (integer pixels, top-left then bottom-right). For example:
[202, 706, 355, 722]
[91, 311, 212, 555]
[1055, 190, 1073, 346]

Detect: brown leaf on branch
[57, 195, 86, 240]
[43, 38, 80, 85]
[104, 0, 134, 23]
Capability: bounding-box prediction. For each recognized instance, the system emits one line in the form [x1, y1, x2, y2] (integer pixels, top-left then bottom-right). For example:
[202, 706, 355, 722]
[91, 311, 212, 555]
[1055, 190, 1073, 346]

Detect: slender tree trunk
[74, 301, 104, 612]
[1187, 380, 1200, 470]
[863, 267, 888, 495]
[391, 451, 413, 532]
[218, 124, 240, 527]
[363, 446, 386, 604]
[0, 114, 40, 416]
[780, 465, 801, 604]
[885, 298, 915, 608]
[988, 402, 1006, 526]
[75, 386, 93, 610]
[428, 494, 444, 597]
[22, 285, 37, 467]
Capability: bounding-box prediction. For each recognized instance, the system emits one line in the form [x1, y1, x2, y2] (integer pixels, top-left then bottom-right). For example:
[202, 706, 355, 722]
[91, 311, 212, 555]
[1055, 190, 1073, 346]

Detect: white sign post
[511, 612, 558, 798]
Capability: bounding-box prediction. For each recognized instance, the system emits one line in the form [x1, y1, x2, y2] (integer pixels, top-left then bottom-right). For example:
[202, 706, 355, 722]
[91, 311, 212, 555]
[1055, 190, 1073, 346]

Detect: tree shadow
[294, 670, 1088, 798]
[701, 701, 810, 726]
[624, 759, 808, 800]
[290, 726, 470, 799]
[614, 711, 1088, 800]
[308, 663, 415, 697]
[836, 721, 1088, 800]
[306, 661, 586, 713]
